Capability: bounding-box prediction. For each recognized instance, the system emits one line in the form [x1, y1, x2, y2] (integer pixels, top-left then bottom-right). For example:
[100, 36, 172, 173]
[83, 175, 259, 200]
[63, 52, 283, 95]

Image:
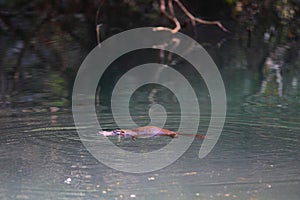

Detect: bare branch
[96, 24, 102, 47]
[159, 0, 181, 33]
[173, 0, 196, 26]
[156, 0, 228, 33]
[168, 0, 175, 17]
[95, 0, 106, 46]
[159, 0, 172, 21]
[173, 0, 228, 32]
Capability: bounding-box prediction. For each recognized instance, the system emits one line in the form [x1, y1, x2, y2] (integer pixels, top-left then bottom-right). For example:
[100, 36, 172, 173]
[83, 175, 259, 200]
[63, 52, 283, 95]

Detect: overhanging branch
[158, 0, 228, 33]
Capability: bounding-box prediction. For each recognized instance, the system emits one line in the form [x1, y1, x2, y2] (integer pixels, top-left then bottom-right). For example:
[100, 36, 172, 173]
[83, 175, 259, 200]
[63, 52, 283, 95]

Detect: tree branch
[95, 0, 106, 45]
[158, 0, 181, 33]
[157, 0, 228, 33]
[173, 0, 228, 32]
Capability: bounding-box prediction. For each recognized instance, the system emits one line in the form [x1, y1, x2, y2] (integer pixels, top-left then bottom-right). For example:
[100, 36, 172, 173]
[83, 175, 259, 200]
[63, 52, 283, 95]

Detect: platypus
[99, 126, 205, 140]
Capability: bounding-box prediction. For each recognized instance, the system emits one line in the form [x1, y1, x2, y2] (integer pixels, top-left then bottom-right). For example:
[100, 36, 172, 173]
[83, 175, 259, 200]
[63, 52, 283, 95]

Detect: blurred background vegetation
[0, 0, 299, 108]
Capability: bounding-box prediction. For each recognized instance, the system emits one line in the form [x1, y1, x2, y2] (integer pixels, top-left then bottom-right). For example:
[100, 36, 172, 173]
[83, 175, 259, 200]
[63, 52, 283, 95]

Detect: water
[1, 0, 300, 198]
[0, 67, 299, 200]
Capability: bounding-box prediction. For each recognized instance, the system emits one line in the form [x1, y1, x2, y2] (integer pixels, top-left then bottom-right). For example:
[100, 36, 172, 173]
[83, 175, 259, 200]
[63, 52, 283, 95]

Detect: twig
[173, 0, 228, 32]
[96, 24, 102, 47]
[157, 0, 228, 33]
[159, 0, 181, 33]
[168, 0, 175, 17]
[95, 0, 106, 46]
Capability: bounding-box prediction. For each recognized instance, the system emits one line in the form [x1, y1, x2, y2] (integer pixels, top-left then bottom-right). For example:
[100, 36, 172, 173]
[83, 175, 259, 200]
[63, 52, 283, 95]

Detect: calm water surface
[0, 68, 299, 200]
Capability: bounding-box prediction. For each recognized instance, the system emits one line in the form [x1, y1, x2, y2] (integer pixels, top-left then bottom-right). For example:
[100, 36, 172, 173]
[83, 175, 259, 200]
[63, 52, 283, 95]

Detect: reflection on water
[0, 67, 299, 199]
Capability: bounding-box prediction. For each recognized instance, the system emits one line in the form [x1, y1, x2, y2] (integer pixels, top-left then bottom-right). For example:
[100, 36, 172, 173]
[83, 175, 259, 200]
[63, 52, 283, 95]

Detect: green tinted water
[0, 67, 299, 200]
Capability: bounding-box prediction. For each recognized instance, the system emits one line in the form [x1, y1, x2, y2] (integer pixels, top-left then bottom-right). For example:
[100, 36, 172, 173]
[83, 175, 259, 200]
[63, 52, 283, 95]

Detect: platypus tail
[177, 133, 206, 139]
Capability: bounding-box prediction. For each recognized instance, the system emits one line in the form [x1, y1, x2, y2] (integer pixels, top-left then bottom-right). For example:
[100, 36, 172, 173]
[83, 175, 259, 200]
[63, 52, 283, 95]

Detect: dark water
[0, 66, 299, 200]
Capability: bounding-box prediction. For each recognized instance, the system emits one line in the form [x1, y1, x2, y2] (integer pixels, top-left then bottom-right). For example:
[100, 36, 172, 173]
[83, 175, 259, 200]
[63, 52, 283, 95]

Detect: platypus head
[113, 129, 125, 136]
